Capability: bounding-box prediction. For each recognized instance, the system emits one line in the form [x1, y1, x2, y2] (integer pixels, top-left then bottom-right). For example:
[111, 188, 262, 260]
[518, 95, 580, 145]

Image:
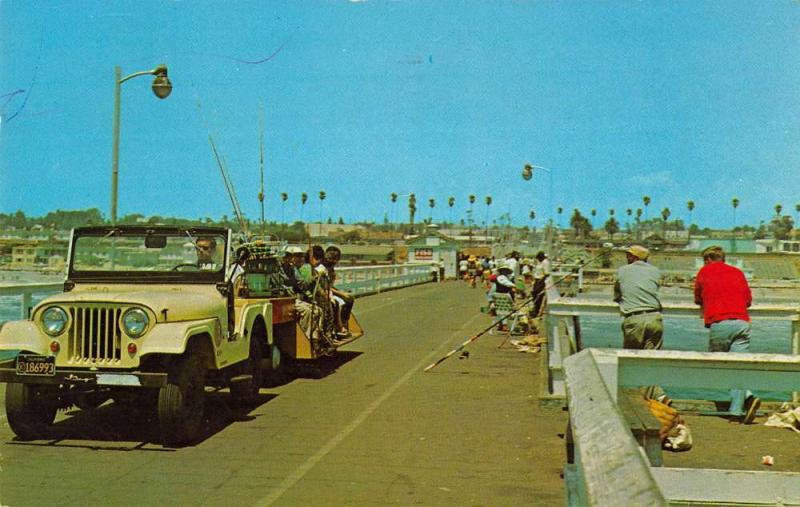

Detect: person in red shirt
[694, 245, 760, 424]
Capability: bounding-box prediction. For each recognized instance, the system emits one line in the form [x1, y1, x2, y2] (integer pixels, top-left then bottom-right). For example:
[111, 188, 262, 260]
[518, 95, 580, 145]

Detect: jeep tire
[5, 383, 56, 440]
[158, 353, 205, 446]
[263, 342, 286, 386]
[230, 336, 263, 405]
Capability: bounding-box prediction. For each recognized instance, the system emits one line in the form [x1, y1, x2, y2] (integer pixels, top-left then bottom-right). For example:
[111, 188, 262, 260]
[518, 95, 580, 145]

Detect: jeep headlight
[41, 306, 68, 336]
[122, 308, 149, 338]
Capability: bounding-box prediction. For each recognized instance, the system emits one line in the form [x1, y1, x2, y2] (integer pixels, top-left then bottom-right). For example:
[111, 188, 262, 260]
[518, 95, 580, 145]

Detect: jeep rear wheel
[263, 342, 286, 386]
[5, 383, 57, 440]
[230, 336, 263, 405]
[158, 354, 205, 446]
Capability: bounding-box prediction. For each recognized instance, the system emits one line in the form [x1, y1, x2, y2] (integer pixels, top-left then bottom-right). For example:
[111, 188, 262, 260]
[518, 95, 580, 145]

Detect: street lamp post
[110, 64, 172, 225]
[522, 162, 554, 254]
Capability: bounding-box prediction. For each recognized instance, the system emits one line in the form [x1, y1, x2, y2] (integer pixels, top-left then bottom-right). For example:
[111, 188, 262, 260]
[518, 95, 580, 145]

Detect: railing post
[21, 291, 32, 319]
[793, 318, 799, 403]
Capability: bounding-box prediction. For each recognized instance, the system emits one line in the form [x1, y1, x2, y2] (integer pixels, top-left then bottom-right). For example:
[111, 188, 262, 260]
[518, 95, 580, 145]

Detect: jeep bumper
[0, 368, 168, 388]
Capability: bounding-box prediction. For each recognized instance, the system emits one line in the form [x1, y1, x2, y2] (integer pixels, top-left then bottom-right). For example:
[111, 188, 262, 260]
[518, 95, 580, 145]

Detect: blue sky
[1, 0, 799, 229]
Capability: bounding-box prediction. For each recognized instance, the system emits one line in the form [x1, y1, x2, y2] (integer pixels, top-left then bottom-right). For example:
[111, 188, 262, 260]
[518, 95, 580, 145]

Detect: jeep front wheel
[158, 354, 205, 446]
[230, 336, 264, 405]
[5, 383, 57, 440]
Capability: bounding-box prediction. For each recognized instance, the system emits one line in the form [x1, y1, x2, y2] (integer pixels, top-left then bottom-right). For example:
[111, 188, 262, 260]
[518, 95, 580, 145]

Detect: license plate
[16, 354, 56, 377]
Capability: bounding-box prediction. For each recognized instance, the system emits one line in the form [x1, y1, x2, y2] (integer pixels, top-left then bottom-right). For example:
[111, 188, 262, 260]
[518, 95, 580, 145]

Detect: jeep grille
[67, 305, 123, 364]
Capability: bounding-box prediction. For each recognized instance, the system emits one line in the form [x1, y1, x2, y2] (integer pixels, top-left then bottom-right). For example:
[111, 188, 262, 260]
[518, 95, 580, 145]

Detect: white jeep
[0, 226, 283, 446]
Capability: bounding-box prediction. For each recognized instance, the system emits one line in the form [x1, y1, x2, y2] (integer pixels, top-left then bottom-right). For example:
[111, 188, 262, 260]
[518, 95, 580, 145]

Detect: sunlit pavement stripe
[256, 311, 484, 507]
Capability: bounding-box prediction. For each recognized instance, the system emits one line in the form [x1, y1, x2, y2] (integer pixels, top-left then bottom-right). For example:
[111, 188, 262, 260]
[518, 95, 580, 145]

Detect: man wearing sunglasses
[195, 237, 219, 270]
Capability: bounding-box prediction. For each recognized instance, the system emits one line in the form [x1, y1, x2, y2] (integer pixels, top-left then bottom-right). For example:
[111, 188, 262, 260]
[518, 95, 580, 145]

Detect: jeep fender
[238, 302, 273, 347]
[0, 320, 48, 355]
[137, 318, 220, 363]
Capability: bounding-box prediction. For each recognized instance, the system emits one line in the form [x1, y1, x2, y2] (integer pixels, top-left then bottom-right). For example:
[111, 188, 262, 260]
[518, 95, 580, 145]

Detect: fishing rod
[258, 105, 266, 238]
[194, 95, 249, 235]
[423, 245, 614, 372]
[208, 136, 249, 235]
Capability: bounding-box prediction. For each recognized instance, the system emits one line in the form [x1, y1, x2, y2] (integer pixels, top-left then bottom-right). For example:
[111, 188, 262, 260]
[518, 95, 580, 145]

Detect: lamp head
[522, 163, 533, 181]
[151, 64, 172, 99]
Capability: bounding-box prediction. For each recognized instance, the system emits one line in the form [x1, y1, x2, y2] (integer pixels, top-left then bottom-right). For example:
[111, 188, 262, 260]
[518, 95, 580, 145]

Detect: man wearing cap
[694, 245, 760, 424]
[613, 245, 663, 350]
[531, 251, 551, 317]
[281, 246, 312, 296]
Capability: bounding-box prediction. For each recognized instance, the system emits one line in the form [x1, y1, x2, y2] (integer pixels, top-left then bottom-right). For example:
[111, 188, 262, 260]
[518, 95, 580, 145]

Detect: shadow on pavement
[287, 350, 363, 379]
[7, 390, 279, 451]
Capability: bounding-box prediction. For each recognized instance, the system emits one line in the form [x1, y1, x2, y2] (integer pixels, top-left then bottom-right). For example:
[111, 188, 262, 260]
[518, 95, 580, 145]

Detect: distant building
[307, 223, 364, 239]
[755, 239, 800, 254]
[11, 242, 68, 269]
[406, 230, 458, 279]
[684, 238, 757, 253]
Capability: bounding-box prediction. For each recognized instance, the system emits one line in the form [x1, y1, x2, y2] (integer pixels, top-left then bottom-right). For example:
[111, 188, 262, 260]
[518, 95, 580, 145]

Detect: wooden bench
[618, 388, 663, 467]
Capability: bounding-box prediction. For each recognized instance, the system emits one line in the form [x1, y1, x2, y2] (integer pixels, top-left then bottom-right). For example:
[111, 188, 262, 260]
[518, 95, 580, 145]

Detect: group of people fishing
[462, 251, 553, 332]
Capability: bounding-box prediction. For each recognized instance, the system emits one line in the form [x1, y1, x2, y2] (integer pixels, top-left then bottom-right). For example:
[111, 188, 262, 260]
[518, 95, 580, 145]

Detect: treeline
[0, 209, 404, 242]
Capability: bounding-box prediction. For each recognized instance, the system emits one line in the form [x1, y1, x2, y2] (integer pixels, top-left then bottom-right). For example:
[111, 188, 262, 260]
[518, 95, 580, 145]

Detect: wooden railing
[563, 348, 800, 506]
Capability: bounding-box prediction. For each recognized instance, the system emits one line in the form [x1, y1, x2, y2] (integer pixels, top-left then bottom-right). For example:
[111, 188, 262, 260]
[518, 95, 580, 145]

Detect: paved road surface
[0, 282, 567, 506]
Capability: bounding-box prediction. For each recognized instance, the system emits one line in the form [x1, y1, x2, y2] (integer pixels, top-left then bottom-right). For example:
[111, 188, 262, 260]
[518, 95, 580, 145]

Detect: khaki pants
[621, 312, 664, 400]
[621, 313, 663, 350]
[296, 300, 323, 341]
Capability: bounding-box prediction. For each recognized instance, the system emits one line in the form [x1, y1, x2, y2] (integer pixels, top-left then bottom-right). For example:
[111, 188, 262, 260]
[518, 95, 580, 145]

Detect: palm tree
[390, 192, 398, 225]
[686, 200, 695, 244]
[661, 207, 671, 239]
[468, 194, 476, 241]
[484, 196, 492, 241]
[795, 204, 800, 240]
[732, 197, 740, 253]
[775, 203, 783, 217]
[635, 208, 643, 241]
[280, 192, 288, 226]
[428, 197, 436, 223]
[318, 190, 327, 223]
[299, 192, 308, 223]
[609, 208, 615, 217]
[590, 209, 597, 231]
[529, 209, 536, 242]
[447, 196, 455, 224]
[626, 208, 633, 236]
[642, 196, 651, 218]
[408, 193, 417, 234]
[557, 206, 564, 229]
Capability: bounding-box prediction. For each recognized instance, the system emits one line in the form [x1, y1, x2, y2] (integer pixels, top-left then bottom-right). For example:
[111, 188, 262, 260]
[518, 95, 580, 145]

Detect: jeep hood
[37, 285, 225, 323]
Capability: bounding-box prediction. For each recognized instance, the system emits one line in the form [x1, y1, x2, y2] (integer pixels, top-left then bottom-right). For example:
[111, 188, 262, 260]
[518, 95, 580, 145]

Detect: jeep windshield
[68, 226, 229, 283]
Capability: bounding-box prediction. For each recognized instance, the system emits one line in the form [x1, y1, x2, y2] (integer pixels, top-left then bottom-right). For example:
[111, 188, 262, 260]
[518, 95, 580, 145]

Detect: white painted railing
[336, 263, 437, 296]
[0, 263, 437, 322]
[0, 283, 64, 320]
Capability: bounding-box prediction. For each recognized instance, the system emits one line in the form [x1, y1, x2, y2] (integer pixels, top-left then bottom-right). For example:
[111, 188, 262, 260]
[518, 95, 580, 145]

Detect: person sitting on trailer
[324, 246, 354, 339]
[299, 245, 336, 348]
[281, 246, 311, 295]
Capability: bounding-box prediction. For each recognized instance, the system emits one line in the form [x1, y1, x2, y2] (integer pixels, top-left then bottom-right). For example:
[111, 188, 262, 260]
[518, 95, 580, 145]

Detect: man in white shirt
[531, 251, 550, 316]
